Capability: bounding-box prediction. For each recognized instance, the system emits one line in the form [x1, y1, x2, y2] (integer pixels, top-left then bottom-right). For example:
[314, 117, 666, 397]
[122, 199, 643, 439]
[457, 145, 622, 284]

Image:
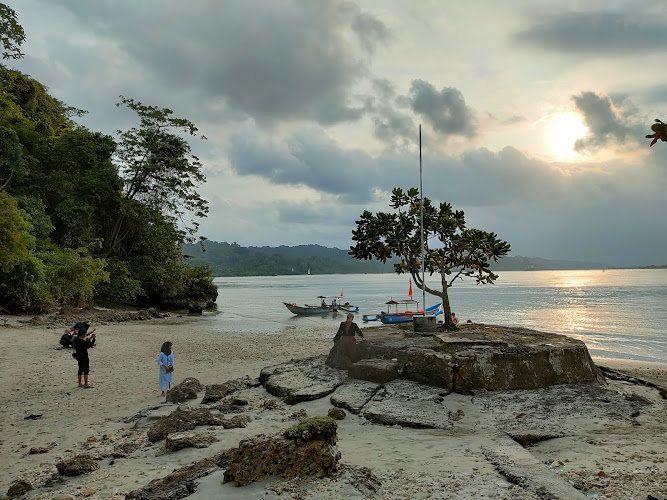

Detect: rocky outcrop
[166, 377, 203, 403]
[324, 325, 599, 393]
[147, 407, 222, 442]
[223, 417, 339, 486]
[55, 454, 100, 476]
[260, 356, 348, 404]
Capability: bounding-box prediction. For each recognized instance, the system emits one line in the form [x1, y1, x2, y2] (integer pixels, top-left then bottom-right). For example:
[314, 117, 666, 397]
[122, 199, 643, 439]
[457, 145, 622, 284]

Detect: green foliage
[114, 96, 208, 243]
[39, 247, 109, 308]
[350, 187, 511, 326]
[0, 3, 24, 60]
[94, 259, 143, 303]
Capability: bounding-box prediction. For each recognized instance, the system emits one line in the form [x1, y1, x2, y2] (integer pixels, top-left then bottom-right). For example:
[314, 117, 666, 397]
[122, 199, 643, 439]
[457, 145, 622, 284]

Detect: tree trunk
[440, 273, 452, 326]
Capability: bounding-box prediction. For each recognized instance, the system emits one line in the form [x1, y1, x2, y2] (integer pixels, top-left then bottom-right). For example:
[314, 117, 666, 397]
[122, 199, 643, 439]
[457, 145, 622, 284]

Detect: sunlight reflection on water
[206, 269, 667, 363]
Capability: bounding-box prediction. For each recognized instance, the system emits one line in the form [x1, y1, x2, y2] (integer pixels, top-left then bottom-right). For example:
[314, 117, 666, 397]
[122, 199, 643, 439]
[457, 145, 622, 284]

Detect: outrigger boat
[283, 295, 358, 315]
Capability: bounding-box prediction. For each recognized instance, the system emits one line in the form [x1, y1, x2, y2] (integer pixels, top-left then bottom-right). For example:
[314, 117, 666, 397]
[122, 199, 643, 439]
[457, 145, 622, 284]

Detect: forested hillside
[183, 242, 392, 276]
[183, 241, 611, 277]
[0, 5, 216, 313]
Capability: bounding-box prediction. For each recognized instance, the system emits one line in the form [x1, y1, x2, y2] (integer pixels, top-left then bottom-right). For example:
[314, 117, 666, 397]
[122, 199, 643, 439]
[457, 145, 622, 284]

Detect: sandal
[83, 385, 94, 388]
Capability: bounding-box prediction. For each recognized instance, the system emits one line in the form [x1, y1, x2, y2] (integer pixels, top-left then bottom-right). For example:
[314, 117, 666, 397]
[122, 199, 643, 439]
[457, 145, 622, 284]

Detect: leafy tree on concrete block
[349, 187, 511, 327]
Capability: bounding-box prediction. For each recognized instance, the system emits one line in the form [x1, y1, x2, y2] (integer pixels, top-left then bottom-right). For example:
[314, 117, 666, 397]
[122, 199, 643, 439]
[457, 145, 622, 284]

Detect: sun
[548, 113, 588, 160]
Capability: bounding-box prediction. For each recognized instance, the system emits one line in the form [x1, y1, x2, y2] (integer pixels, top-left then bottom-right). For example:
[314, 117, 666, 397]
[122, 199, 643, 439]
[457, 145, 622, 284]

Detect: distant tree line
[183, 242, 393, 277]
[0, 4, 216, 314]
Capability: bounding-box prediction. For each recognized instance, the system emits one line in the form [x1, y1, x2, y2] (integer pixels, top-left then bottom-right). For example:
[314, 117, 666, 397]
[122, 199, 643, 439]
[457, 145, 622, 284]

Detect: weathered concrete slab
[360, 380, 453, 429]
[347, 358, 399, 384]
[326, 324, 599, 393]
[260, 356, 348, 405]
[482, 433, 586, 499]
[330, 380, 380, 415]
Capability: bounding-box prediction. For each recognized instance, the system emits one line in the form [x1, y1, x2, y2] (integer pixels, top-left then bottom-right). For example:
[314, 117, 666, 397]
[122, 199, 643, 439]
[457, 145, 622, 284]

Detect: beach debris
[165, 377, 203, 404]
[23, 414, 42, 420]
[165, 431, 218, 452]
[201, 376, 258, 404]
[5, 479, 33, 498]
[328, 408, 346, 420]
[223, 417, 339, 486]
[55, 453, 100, 476]
[147, 407, 222, 442]
[289, 409, 308, 420]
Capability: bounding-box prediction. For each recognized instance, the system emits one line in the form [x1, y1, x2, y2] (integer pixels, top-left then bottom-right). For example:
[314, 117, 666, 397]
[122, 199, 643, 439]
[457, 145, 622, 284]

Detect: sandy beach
[1, 313, 667, 499]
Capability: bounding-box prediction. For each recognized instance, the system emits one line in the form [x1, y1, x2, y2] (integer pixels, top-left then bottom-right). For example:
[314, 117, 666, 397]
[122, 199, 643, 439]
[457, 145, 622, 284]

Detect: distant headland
[183, 241, 663, 277]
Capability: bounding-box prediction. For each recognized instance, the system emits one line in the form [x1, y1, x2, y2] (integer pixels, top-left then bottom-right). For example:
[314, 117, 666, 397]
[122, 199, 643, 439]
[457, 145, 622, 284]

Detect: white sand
[1, 315, 667, 499]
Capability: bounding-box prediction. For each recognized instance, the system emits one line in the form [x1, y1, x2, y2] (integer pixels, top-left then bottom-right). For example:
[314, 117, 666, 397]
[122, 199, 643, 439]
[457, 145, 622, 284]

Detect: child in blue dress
[158, 342, 174, 395]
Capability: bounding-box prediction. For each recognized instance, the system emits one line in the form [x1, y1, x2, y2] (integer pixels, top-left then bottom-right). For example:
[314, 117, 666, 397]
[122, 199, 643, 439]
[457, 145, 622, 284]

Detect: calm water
[204, 269, 667, 364]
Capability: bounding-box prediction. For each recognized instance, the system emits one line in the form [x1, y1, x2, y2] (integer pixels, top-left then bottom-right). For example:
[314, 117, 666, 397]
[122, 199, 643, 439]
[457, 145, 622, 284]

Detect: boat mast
[419, 125, 426, 313]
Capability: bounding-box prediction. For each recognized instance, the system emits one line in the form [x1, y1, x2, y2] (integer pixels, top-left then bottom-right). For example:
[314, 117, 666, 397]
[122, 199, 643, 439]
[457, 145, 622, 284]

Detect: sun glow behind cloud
[548, 113, 588, 160]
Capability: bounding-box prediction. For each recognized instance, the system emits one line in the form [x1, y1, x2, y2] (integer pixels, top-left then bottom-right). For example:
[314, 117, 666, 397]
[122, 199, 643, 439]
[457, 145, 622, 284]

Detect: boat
[362, 296, 443, 323]
[283, 295, 358, 315]
[378, 303, 443, 324]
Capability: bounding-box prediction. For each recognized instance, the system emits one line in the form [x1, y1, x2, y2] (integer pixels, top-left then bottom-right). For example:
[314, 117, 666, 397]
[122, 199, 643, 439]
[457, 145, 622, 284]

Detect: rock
[55, 454, 100, 476]
[260, 356, 348, 405]
[223, 417, 339, 486]
[147, 407, 222, 442]
[330, 380, 380, 415]
[509, 433, 564, 447]
[323, 325, 599, 393]
[125, 452, 232, 500]
[361, 380, 453, 429]
[289, 409, 308, 420]
[328, 408, 346, 420]
[112, 441, 142, 458]
[6, 479, 33, 498]
[28, 442, 56, 454]
[201, 377, 257, 404]
[348, 359, 400, 384]
[166, 377, 203, 404]
[52, 495, 76, 500]
[648, 495, 665, 500]
[165, 432, 218, 452]
[222, 414, 249, 429]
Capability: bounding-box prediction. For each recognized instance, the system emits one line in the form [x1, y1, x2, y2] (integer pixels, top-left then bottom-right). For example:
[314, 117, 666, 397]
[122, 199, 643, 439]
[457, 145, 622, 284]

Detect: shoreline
[1, 316, 667, 498]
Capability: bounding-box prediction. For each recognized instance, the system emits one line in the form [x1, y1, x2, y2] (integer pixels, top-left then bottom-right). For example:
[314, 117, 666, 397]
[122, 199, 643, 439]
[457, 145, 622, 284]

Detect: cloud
[514, 11, 667, 54]
[572, 91, 636, 152]
[408, 80, 476, 138]
[49, 0, 390, 127]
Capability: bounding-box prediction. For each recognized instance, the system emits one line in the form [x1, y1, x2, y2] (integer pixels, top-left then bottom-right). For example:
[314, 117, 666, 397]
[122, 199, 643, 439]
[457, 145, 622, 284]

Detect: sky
[6, 0, 667, 267]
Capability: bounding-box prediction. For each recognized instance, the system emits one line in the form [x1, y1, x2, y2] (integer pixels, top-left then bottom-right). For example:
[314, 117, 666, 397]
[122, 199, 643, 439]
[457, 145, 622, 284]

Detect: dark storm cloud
[409, 80, 476, 138]
[514, 11, 667, 54]
[572, 91, 635, 152]
[51, 0, 390, 125]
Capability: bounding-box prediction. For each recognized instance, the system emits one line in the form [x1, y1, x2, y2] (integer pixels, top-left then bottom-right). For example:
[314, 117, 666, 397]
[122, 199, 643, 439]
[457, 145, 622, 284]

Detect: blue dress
[158, 352, 174, 391]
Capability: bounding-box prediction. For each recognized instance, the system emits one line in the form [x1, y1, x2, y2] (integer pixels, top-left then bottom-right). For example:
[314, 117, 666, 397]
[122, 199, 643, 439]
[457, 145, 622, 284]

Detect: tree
[349, 187, 511, 327]
[0, 3, 24, 60]
[647, 119, 667, 146]
[111, 96, 209, 253]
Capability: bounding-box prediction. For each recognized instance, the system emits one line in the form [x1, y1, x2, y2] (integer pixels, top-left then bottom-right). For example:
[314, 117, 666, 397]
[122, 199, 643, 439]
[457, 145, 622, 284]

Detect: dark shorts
[77, 355, 90, 375]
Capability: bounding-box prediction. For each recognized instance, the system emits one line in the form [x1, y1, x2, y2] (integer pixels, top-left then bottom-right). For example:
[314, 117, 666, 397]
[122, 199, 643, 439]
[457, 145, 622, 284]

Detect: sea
[204, 269, 667, 364]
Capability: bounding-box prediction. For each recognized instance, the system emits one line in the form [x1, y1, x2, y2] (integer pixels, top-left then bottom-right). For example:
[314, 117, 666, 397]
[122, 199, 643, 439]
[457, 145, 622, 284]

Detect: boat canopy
[385, 298, 419, 312]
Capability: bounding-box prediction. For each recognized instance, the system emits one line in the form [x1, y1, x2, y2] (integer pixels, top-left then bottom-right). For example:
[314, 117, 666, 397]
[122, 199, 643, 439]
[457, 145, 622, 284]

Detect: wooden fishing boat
[284, 295, 358, 315]
[363, 298, 442, 323]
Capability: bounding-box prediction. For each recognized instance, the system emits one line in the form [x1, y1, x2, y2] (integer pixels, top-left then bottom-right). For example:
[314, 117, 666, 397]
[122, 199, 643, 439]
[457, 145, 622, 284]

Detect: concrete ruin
[326, 323, 601, 393]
